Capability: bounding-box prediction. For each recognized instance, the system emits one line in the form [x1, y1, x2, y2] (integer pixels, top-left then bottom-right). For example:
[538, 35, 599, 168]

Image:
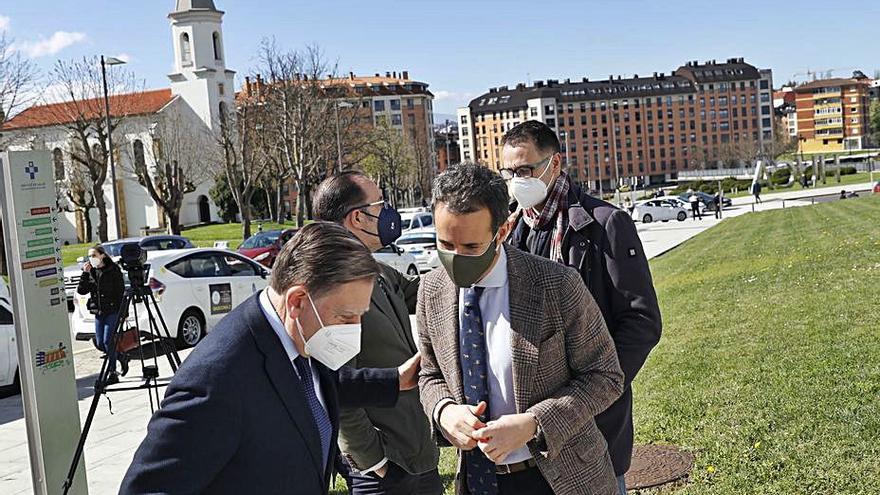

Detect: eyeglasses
[498, 155, 553, 181]
[344, 200, 386, 218]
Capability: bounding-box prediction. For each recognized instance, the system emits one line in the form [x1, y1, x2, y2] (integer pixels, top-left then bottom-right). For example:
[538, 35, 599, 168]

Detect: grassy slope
[634, 195, 880, 493]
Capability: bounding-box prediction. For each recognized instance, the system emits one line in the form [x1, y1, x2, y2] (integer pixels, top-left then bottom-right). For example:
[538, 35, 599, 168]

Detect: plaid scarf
[523, 171, 570, 263]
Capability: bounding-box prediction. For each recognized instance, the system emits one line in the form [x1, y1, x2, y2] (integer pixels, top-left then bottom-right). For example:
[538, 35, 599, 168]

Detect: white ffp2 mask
[294, 293, 361, 371]
[508, 156, 553, 209]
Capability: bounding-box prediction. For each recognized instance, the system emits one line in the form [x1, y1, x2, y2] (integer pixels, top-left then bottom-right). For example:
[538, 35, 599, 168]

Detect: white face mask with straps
[508, 155, 553, 210]
[294, 292, 361, 371]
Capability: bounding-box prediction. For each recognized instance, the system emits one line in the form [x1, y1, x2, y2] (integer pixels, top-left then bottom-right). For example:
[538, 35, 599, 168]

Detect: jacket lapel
[433, 270, 465, 404]
[505, 247, 545, 413]
[246, 296, 325, 485]
[373, 273, 417, 353]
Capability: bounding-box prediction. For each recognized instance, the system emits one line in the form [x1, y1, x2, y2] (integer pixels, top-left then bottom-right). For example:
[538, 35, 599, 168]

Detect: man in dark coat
[121, 223, 421, 495]
[501, 120, 663, 495]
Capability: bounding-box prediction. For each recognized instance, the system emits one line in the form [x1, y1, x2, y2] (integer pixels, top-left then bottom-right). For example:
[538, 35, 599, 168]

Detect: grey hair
[431, 162, 509, 232]
[270, 221, 379, 297]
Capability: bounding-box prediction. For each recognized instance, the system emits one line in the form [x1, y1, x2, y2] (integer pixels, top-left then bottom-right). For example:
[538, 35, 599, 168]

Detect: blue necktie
[460, 286, 498, 495]
[294, 356, 332, 472]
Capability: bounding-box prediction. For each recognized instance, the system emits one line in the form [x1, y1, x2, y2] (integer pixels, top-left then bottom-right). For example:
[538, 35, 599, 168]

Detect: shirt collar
[474, 245, 507, 289]
[258, 288, 301, 363]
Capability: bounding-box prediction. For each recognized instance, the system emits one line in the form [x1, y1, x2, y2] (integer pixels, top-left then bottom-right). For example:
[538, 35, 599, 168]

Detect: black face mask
[358, 202, 402, 247]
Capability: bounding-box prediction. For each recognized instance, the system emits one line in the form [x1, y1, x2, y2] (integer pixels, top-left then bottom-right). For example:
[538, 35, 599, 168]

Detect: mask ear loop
[306, 292, 325, 328]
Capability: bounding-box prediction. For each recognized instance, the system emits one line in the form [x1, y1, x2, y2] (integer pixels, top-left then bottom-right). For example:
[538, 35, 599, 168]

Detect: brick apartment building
[793, 71, 873, 154]
[458, 58, 774, 189]
[240, 71, 436, 215]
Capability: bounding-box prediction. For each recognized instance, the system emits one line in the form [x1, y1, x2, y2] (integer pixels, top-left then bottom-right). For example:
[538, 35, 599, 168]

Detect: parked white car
[0, 278, 19, 395]
[400, 211, 433, 232]
[373, 245, 420, 277]
[71, 248, 269, 348]
[395, 229, 440, 274]
[631, 199, 688, 223]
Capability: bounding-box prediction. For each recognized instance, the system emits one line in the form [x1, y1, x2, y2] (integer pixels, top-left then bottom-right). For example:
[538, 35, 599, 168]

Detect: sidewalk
[0, 180, 874, 494]
[638, 181, 874, 259]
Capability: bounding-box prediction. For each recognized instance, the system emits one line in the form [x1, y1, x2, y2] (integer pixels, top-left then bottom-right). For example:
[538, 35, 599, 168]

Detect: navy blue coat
[120, 293, 399, 495]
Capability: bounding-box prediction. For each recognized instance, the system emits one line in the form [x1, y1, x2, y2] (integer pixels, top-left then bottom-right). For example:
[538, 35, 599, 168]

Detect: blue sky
[4, 0, 879, 116]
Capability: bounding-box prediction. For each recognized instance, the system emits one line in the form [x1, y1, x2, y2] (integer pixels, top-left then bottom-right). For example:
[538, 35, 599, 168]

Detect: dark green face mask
[437, 233, 499, 288]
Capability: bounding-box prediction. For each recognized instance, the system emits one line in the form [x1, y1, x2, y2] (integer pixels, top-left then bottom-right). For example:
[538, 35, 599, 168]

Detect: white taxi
[71, 248, 269, 348]
[0, 278, 19, 395]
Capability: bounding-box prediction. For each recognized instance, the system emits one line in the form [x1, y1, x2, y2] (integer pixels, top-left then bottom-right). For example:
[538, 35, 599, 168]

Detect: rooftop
[3, 88, 175, 131]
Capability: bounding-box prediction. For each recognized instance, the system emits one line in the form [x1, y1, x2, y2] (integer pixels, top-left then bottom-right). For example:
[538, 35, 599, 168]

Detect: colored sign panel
[0, 151, 87, 495]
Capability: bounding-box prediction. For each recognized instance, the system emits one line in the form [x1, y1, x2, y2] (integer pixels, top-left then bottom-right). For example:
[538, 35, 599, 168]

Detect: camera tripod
[62, 281, 182, 494]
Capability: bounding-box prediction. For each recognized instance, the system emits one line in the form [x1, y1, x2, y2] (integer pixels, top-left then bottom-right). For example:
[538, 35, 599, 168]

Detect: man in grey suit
[418, 163, 624, 495]
[313, 172, 442, 495]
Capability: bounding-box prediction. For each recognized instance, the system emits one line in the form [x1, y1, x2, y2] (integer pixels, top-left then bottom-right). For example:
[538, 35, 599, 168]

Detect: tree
[869, 100, 880, 148]
[124, 106, 214, 234]
[209, 173, 239, 223]
[44, 56, 143, 242]
[214, 94, 270, 239]
[0, 33, 39, 275]
[362, 120, 416, 207]
[257, 40, 367, 227]
[58, 159, 98, 243]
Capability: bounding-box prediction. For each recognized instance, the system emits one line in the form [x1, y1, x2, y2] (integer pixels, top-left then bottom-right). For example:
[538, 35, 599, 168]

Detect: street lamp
[101, 55, 126, 240]
[334, 100, 354, 173]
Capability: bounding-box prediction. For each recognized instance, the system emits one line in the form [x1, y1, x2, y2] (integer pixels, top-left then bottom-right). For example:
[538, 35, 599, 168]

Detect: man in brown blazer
[417, 163, 624, 495]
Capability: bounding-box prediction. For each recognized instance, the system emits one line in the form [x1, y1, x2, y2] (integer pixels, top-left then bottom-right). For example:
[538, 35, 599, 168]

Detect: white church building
[3, 0, 234, 243]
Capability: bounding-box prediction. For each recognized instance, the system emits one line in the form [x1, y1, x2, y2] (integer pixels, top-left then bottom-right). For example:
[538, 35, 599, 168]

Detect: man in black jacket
[501, 121, 662, 495]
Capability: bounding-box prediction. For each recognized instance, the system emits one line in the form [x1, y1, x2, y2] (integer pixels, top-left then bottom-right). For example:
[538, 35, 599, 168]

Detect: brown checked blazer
[417, 245, 625, 495]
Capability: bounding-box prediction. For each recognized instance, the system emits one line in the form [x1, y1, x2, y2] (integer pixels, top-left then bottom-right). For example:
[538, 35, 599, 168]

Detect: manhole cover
[624, 444, 694, 490]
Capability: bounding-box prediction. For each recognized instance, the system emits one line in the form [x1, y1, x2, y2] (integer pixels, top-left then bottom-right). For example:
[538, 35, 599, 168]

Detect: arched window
[212, 32, 222, 61]
[219, 101, 228, 128]
[181, 33, 192, 65]
[52, 148, 65, 180]
[132, 140, 146, 171]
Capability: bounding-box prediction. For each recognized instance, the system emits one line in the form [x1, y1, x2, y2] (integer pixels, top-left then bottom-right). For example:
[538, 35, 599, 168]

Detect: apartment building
[458, 58, 773, 188]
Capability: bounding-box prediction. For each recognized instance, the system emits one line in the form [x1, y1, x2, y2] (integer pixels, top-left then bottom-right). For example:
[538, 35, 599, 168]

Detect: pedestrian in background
[752, 181, 763, 204]
[77, 245, 125, 384]
[713, 191, 722, 219]
[688, 189, 702, 221]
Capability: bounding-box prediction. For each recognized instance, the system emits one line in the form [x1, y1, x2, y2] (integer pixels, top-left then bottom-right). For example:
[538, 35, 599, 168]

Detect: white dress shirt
[258, 289, 327, 413]
[456, 247, 532, 465]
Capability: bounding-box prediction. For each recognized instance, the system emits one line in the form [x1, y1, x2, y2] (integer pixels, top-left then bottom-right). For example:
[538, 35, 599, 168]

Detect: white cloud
[13, 31, 87, 58]
[0, 16, 10, 33]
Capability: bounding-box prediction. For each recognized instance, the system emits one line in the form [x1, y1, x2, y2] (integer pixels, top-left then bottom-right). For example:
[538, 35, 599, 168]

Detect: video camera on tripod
[63, 243, 184, 494]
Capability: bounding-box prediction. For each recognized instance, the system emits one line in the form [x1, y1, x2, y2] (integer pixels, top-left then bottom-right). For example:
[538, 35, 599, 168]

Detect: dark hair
[501, 120, 561, 154]
[431, 163, 508, 232]
[270, 221, 379, 297]
[90, 245, 107, 256]
[312, 171, 369, 223]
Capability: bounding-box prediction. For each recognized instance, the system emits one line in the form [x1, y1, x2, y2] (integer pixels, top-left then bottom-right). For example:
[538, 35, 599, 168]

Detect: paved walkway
[638, 181, 874, 259]
[0, 180, 874, 494]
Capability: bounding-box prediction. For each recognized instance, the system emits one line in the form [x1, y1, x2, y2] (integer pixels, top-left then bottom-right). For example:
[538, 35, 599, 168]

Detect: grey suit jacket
[338, 263, 440, 475]
[417, 246, 624, 495]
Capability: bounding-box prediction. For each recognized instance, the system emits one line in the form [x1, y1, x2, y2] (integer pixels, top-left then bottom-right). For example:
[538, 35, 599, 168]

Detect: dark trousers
[691, 203, 702, 220]
[339, 458, 444, 495]
[497, 467, 554, 495]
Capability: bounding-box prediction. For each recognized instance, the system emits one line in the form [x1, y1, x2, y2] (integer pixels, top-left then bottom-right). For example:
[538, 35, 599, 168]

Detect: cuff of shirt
[361, 457, 388, 475]
[432, 398, 456, 425]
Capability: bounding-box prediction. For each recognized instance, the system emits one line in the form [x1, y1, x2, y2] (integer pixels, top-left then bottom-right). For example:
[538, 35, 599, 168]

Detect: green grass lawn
[634, 195, 880, 493]
[723, 172, 877, 199]
[334, 196, 880, 494]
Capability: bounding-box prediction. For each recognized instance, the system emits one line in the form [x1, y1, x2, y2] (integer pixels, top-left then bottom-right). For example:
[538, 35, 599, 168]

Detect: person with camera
[77, 245, 125, 384]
